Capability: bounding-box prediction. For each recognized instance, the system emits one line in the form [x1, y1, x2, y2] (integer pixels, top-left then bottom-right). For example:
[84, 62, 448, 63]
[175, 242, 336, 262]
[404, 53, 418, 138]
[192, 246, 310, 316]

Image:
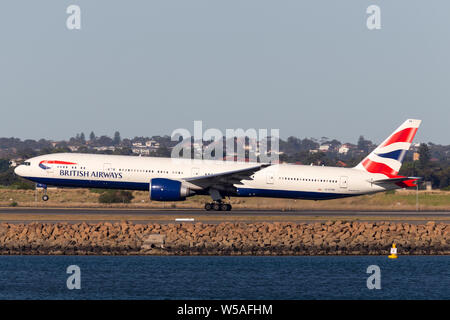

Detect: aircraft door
[266, 172, 274, 184]
[340, 176, 348, 188]
[102, 163, 112, 187]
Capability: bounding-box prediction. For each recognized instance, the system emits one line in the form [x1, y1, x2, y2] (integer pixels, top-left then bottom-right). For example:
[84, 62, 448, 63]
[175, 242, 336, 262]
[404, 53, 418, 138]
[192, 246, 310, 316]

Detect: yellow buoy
[388, 243, 398, 259]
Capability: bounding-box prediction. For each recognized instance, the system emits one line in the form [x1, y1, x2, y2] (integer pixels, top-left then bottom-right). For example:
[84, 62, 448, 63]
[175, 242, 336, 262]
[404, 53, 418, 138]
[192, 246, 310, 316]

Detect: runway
[0, 207, 449, 224]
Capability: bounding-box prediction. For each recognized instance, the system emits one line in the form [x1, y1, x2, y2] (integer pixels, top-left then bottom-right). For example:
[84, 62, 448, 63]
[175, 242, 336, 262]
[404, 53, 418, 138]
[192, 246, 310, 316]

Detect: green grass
[0, 188, 448, 210]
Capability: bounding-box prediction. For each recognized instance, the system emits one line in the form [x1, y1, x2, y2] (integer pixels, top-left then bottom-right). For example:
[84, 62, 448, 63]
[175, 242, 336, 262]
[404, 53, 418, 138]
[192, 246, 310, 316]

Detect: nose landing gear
[37, 183, 49, 201]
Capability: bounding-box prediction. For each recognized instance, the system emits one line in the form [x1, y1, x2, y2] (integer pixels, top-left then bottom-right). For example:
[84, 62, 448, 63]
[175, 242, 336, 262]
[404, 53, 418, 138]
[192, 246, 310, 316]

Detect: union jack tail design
[355, 119, 421, 178]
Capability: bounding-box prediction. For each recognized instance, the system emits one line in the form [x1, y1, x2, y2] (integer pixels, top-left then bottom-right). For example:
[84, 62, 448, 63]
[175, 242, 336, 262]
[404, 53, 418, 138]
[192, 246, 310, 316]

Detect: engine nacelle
[149, 178, 194, 201]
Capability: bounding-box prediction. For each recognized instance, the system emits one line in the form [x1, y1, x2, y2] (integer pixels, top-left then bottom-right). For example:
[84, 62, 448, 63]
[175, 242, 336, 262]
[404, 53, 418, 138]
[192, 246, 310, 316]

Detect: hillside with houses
[0, 131, 449, 189]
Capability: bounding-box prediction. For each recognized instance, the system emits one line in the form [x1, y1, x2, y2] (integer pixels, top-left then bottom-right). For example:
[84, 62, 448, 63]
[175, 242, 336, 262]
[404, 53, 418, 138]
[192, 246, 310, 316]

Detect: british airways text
[59, 170, 123, 179]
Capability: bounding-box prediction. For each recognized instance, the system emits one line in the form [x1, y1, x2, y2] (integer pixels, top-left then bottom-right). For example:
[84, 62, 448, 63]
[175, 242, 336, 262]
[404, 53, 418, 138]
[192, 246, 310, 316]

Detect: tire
[220, 203, 228, 211]
[42, 195, 49, 201]
[213, 203, 221, 211]
[226, 204, 232, 211]
[204, 203, 212, 211]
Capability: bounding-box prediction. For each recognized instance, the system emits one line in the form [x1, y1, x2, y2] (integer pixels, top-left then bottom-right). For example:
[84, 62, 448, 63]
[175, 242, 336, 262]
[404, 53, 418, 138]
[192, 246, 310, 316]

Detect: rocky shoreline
[0, 221, 449, 255]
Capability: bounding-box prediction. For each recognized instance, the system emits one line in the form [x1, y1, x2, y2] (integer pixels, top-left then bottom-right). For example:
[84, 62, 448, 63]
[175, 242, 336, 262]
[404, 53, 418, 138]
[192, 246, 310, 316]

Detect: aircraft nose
[14, 165, 24, 176]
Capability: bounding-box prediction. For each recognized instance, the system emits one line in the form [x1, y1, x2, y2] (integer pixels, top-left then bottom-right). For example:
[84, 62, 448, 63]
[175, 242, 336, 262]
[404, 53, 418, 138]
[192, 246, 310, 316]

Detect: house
[93, 146, 116, 152]
[319, 144, 330, 152]
[338, 144, 350, 154]
[145, 140, 159, 147]
[411, 142, 421, 151]
[336, 161, 348, 167]
[132, 148, 150, 155]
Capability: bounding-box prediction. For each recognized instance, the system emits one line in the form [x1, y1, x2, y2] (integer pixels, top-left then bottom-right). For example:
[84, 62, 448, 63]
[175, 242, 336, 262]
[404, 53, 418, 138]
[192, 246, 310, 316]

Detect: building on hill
[336, 161, 348, 167]
[132, 147, 150, 155]
[338, 144, 350, 154]
[319, 144, 330, 152]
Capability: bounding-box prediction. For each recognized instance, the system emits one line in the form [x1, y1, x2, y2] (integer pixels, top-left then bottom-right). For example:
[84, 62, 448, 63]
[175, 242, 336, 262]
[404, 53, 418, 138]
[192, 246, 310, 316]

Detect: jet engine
[149, 178, 194, 201]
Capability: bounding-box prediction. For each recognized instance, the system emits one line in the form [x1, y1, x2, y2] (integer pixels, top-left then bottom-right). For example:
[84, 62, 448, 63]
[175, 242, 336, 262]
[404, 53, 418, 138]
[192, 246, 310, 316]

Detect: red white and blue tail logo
[355, 119, 421, 178]
[39, 160, 77, 170]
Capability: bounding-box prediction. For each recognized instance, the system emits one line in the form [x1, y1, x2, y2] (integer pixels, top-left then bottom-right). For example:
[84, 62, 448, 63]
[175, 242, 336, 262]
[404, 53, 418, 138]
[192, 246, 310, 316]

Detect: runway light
[175, 218, 195, 222]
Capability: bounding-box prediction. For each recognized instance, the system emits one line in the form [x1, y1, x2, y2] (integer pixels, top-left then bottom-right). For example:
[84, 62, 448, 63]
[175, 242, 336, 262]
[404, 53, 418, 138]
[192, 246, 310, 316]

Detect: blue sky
[0, 1, 448, 144]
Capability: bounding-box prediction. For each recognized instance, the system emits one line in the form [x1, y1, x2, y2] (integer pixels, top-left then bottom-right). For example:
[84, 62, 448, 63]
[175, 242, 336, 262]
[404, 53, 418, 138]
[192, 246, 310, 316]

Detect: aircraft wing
[184, 163, 271, 189]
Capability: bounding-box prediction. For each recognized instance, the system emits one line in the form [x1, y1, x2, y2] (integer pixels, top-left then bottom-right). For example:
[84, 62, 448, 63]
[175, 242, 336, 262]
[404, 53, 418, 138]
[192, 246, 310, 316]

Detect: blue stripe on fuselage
[23, 177, 356, 200]
[237, 187, 355, 200]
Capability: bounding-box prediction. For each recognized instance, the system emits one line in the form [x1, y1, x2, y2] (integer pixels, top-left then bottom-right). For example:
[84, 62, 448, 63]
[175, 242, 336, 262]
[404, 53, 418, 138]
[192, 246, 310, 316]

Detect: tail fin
[355, 119, 421, 177]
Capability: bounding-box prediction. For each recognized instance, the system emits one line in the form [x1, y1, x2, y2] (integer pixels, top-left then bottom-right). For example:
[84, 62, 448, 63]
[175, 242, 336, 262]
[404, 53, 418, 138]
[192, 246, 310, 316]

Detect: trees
[0, 159, 9, 173]
[357, 135, 372, 153]
[0, 167, 16, 185]
[98, 190, 134, 203]
[89, 131, 96, 142]
[113, 131, 121, 145]
[70, 133, 86, 145]
[328, 139, 342, 151]
[399, 142, 450, 188]
[97, 135, 114, 146]
[16, 148, 37, 159]
[0, 167, 34, 188]
[113, 147, 133, 155]
[306, 151, 326, 165]
[418, 143, 431, 168]
[80, 132, 86, 144]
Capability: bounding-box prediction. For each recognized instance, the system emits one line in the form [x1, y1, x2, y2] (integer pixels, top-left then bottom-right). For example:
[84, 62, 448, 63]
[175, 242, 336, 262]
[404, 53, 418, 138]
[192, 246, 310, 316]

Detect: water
[0, 256, 448, 299]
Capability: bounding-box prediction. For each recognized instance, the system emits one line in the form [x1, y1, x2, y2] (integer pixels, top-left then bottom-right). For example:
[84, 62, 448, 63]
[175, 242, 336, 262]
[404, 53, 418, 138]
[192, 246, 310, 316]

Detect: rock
[141, 234, 166, 250]
[0, 221, 447, 256]
[340, 232, 351, 241]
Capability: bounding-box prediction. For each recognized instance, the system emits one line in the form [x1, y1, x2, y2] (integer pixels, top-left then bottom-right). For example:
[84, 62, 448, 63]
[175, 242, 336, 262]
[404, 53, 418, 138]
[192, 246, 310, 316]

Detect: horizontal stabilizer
[371, 176, 422, 188]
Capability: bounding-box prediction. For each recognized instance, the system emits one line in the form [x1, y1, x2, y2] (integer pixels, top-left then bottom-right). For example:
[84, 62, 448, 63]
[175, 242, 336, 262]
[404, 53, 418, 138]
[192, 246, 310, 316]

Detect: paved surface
[0, 207, 448, 224]
[0, 207, 450, 216]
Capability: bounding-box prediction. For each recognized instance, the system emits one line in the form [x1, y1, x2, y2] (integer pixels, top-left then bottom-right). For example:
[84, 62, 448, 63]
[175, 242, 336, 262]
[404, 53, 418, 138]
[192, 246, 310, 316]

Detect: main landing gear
[204, 201, 232, 211]
[205, 188, 232, 211]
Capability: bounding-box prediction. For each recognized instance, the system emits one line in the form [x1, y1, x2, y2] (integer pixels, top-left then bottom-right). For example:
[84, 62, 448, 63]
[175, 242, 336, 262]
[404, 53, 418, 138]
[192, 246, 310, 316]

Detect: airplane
[14, 119, 421, 211]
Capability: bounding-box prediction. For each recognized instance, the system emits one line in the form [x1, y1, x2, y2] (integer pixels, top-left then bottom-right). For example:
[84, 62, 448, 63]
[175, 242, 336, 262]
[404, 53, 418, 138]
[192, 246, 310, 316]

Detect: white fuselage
[14, 153, 391, 200]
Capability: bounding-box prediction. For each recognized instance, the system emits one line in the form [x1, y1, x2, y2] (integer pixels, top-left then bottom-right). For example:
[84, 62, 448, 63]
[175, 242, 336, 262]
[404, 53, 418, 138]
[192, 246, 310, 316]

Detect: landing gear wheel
[204, 201, 232, 211]
[42, 195, 49, 201]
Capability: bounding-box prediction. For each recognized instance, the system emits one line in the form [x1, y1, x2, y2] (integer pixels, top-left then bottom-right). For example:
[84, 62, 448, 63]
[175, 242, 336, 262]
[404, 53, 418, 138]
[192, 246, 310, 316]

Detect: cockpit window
[23, 162, 31, 166]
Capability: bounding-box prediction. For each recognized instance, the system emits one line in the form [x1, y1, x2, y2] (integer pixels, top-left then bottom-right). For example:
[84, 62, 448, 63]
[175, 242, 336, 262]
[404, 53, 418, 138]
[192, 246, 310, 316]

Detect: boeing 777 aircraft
[14, 119, 421, 211]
